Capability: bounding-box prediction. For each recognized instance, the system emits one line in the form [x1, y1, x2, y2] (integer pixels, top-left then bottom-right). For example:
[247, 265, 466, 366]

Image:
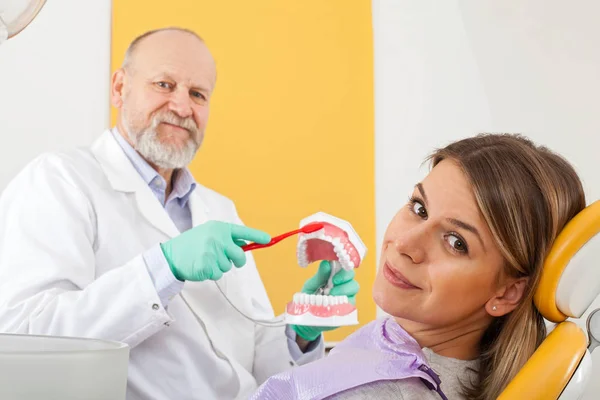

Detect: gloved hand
[292, 260, 360, 341]
[160, 220, 270, 281]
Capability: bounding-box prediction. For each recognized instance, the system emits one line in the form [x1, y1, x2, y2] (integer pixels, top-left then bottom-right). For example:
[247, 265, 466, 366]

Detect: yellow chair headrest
[535, 200, 600, 322]
[497, 321, 588, 400]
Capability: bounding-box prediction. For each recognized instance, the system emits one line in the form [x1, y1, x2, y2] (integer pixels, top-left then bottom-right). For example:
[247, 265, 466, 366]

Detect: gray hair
[121, 27, 205, 70]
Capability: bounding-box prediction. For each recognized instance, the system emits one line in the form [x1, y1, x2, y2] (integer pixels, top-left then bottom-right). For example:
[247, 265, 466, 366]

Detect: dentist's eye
[191, 90, 206, 100]
[156, 81, 173, 90]
[408, 197, 427, 219]
[446, 233, 469, 254]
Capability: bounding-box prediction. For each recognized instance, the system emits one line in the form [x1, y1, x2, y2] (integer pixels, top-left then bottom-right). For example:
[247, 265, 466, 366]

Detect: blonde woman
[252, 134, 586, 400]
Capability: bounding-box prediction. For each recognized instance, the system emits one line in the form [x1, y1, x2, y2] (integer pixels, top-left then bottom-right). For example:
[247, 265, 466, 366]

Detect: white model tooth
[323, 296, 329, 306]
[324, 235, 333, 242]
[302, 294, 309, 304]
[343, 296, 349, 304]
[335, 248, 348, 261]
[316, 295, 323, 306]
[293, 293, 300, 303]
[331, 296, 338, 305]
[348, 261, 355, 268]
[297, 251, 309, 267]
[309, 294, 316, 305]
[332, 237, 341, 246]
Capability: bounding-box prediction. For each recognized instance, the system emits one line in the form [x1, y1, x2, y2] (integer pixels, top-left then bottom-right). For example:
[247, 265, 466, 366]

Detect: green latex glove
[292, 260, 360, 341]
[160, 220, 270, 281]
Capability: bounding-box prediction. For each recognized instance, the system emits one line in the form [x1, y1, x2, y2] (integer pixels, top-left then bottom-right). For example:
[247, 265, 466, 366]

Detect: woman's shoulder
[329, 378, 447, 400]
[328, 348, 478, 400]
[423, 347, 480, 399]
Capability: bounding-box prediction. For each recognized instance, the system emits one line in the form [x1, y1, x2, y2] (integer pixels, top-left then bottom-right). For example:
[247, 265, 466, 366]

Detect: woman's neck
[394, 316, 491, 360]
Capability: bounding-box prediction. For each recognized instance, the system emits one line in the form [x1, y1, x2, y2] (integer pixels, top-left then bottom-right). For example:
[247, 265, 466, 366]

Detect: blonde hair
[429, 134, 585, 400]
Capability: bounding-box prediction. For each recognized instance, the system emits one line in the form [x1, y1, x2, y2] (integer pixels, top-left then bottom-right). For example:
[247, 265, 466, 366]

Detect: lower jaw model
[284, 212, 367, 327]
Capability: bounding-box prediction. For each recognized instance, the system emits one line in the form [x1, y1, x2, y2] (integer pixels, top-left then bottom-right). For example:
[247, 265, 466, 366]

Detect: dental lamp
[0, 0, 46, 45]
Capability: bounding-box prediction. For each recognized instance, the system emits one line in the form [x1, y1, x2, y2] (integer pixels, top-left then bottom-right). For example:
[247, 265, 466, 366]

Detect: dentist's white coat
[0, 131, 298, 400]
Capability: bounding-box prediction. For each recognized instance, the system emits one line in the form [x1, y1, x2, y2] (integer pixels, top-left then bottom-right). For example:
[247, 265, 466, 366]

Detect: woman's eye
[412, 201, 427, 219]
[447, 234, 468, 254]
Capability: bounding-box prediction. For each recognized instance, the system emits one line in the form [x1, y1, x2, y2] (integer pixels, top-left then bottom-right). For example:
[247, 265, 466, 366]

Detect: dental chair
[498, 200, 600, 400]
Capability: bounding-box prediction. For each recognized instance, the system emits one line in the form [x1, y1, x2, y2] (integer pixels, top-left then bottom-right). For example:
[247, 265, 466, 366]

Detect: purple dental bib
[251, 318, 447, 400]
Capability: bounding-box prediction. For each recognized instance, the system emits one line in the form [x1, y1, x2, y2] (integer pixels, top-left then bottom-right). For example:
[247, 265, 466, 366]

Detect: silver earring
[492, 306, 497, 311]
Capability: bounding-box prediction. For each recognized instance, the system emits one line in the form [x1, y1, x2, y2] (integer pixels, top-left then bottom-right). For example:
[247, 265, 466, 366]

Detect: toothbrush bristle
[302, 223, 324, 233]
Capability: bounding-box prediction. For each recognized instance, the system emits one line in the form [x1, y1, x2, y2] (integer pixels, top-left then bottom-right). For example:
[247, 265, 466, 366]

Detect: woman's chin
[372, 284, 403, 318]
[372, 277, 423, 321]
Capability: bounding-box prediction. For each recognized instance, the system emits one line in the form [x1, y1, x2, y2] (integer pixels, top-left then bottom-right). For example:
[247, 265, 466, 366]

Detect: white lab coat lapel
[188, 189, 210, 228]
[90, 130, 179, 239]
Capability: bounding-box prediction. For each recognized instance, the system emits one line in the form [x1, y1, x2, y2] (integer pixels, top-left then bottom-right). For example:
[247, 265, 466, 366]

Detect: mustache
[152, 111, 198, 134]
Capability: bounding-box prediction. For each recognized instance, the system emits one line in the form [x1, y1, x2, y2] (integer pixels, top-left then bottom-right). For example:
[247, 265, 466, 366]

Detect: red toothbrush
[241, 223, 324, 252]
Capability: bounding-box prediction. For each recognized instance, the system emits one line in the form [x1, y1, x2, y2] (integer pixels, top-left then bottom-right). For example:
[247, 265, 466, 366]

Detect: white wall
[0, 0, 112, 191]
[373, 0, 600, 397]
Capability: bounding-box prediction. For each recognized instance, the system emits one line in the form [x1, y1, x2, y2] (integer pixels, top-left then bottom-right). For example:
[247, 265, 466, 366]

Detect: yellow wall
[111, 0, 375, 342]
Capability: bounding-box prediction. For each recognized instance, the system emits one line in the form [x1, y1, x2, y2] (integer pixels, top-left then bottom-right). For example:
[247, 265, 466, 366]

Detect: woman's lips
[383, 262, 421, 290]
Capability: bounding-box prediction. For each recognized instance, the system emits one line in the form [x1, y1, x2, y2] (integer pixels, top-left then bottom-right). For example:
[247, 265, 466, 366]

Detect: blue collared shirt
[111, 128, 322, 363]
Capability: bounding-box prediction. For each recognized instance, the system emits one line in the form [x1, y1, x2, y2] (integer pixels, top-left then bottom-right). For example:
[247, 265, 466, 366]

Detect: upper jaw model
[285, 212, 367, 327]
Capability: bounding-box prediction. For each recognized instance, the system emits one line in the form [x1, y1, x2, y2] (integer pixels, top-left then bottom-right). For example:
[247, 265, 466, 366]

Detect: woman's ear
[486, 277, 529, 317]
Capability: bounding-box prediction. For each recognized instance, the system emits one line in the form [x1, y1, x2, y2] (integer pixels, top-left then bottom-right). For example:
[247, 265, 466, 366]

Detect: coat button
[152, 303, 160, 310]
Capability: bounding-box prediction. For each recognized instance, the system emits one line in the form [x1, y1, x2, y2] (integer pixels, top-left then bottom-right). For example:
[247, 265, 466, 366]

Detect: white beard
[123, 110, 201, 170]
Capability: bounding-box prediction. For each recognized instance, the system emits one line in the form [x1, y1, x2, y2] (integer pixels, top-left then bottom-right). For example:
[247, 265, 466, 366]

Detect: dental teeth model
[285, 212, 367, 327]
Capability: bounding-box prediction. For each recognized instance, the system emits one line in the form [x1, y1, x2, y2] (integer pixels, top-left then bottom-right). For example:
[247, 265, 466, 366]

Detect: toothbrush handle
[323, 260, 341, 295]
[241, 229, 302, 252]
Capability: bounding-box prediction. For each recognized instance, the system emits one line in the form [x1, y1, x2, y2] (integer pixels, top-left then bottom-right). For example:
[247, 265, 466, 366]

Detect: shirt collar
[171, 168, 197, 206]
[111, 127, 197, 206]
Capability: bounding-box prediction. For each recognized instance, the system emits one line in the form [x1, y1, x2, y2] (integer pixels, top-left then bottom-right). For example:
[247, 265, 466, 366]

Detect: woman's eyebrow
[447, 218, 485, 251]
[416, 183, 428, 204]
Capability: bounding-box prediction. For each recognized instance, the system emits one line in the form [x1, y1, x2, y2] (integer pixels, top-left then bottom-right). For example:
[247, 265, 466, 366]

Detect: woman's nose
[392, 226, 427, 264]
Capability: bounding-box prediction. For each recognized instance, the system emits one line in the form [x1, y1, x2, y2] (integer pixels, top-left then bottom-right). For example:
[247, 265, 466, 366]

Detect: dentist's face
[111, 30, 216, 169]
[373, 160, 506, 329]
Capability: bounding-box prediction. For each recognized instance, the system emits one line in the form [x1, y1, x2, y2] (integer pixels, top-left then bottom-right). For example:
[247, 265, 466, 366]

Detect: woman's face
[373, 160, 507, 329]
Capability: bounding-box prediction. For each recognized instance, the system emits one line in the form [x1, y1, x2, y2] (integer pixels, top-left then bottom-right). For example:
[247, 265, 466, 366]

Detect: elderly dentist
[0, 27, 359, 399]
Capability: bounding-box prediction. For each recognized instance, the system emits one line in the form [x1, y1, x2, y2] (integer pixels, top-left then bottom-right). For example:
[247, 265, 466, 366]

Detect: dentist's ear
[110, 68, 126, 108]
[486, 277, 529, 317]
